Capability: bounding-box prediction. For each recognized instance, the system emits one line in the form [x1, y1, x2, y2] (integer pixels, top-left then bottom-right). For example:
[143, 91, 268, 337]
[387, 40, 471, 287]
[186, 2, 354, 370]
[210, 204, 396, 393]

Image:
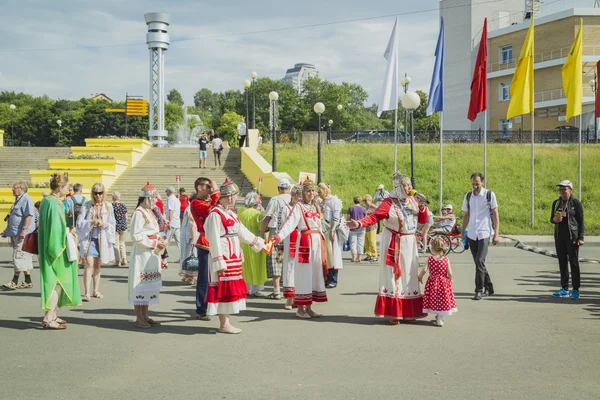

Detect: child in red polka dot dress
[418, 237, 457, 327]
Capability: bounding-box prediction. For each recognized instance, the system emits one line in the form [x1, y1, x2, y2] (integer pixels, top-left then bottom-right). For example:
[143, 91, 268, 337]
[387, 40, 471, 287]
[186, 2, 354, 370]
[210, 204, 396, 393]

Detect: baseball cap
[556, 180, 573, 189]
[378, 184, 384, 190]
[278, 178, 291, 188]
[443, 204, 453, 210]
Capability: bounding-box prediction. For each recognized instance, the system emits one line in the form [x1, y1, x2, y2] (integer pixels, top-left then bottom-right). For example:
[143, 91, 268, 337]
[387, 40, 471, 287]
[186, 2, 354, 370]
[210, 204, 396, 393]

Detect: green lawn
[258, 143, 600, 235]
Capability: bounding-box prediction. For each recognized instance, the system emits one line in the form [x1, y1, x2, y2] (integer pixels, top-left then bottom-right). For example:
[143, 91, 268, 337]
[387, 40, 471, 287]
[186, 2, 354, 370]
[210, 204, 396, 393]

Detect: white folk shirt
[237, 122, 247, 137]
[166, 194, 181, 229]
[264, 194, 291, 230]
[461, 188, 498, 241]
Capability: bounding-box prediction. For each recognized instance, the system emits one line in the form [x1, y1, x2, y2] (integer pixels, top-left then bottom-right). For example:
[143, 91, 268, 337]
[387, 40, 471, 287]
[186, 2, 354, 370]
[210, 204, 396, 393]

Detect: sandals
[92, 292, 104, 299]
[145, 319, 161, 326]
[82, 295, 90, 302]
[135, 321, 151, 329]
[196, 314, 211, 321]
[284, 304, 293, 310]
[265, 293, 282, 300]
[295, 312, 311, 319]
[42, 319, 67, 330]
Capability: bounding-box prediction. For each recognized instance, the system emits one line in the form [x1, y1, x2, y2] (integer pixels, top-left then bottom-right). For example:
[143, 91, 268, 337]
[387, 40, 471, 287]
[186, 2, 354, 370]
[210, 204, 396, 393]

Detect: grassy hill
[258, 143, 600, 235]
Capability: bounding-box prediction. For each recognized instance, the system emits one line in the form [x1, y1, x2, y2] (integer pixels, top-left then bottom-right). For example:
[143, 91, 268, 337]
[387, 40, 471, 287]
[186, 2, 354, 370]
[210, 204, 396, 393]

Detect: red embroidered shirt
[190, 192, 221, 250]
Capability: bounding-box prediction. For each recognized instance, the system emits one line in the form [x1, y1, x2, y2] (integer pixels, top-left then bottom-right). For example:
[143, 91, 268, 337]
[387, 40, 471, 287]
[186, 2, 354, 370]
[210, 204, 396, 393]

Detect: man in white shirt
[165, 186, 182, 261]
[237, 117, 247, 148]
[461, 173, 500, 300]
[259, 178, 292, 299]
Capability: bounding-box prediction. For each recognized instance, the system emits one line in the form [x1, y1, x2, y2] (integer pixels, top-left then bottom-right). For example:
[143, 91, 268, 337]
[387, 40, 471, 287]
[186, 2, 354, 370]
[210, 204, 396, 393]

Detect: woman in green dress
[238, 192, 267, 297]
[38, 173, 82, 329]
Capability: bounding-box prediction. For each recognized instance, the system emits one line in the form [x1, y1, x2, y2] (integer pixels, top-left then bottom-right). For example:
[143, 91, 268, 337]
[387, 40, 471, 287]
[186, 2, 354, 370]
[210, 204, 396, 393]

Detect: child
[418, 237, 457, 327]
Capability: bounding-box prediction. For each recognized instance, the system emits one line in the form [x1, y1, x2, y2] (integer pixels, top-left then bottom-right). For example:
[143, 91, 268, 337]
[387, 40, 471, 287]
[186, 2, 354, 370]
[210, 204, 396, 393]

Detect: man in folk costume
[259, 178, 292, 300]
[347, 173, 427, 324]
[205, 179, 267, 334]
[280, 184, 302, 310]
[270, 180, 328, 319]
[190, 177, 220, 321]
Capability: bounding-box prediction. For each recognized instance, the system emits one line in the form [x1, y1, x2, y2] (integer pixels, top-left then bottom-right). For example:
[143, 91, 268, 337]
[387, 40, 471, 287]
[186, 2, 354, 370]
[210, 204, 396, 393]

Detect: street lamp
[400, 74, 411, 143]
[337, 104, 343, 130]
[313, 102, 325, 183]
[56, 119, 62, 146]
[243, 79, 251, 146]
[590, 77, 597, 143]
[401, 91, 420, 189]
[9, 104, 15, 146]
[250, 71, 258, 129]
[269, 91, 279, 172]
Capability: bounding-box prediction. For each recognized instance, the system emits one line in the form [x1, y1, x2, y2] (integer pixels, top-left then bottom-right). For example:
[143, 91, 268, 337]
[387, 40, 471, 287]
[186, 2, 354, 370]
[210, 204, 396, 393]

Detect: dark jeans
[469, 237, 493, 293]
[555, 236, 580, 291]
[326, 269, 338, 287]
[238, 135, 247, 148]
[195, 248, 210, 315]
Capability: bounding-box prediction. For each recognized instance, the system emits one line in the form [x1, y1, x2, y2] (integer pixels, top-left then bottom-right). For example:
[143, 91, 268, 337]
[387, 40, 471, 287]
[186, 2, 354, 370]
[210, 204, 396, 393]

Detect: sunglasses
[558, 188, 570, 191]
[93, 192, 104, 196]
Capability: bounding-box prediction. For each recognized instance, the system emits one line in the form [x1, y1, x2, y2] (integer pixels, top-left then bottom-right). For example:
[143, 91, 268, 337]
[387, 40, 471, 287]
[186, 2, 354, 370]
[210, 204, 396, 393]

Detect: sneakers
[17, 282, 33, 289]
[570, 290, 580, 300]
[3, 281, 17, 290]
[472, 292, 483, 300]
[552, 288, 570, 298]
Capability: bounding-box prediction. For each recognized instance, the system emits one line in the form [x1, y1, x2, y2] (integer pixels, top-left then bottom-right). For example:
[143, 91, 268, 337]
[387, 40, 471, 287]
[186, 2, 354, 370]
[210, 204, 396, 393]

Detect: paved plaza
[1, 243, 599, 400]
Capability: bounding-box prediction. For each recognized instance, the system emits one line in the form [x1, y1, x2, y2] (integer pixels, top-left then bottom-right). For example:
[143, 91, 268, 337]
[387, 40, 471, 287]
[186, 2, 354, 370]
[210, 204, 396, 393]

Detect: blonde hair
[91, 183, 106, 204]
[49, 173, 68, 192]
[363, 194, 372, 202]
[430, 237, 448, 255]
[317, 183, 331, 197]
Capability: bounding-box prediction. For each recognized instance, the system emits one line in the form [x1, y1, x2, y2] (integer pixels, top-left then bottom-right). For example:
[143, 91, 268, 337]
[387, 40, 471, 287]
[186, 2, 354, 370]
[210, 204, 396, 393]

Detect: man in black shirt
[550, 180, 584, 300]
[198, 134, 208, 169]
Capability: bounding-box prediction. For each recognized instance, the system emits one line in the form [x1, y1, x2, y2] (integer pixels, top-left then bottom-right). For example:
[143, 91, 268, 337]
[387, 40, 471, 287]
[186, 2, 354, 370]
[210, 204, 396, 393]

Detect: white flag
[377, 16, 399, 117]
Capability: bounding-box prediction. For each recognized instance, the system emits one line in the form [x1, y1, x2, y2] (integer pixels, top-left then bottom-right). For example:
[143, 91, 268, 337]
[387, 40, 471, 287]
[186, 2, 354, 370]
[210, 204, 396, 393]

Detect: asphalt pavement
[0, 244, 599, 400]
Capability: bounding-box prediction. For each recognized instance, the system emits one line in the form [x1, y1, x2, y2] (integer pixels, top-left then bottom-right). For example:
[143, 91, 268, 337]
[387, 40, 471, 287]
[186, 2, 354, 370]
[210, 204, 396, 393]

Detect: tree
[218, 111, 242, 147]
[193, 88, 220, 114]
[167, 89, 184, 106]
[165, 102, 185, 144]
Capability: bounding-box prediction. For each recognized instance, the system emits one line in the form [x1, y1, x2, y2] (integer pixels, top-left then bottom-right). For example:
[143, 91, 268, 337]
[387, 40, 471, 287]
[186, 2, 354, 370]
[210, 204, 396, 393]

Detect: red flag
[467, 18, 488, 122]
[596, 61, 600, 118]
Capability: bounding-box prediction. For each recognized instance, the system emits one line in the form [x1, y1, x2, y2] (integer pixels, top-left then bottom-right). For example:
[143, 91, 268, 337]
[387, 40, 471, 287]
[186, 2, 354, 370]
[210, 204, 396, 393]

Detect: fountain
[173, 108, 206, 148]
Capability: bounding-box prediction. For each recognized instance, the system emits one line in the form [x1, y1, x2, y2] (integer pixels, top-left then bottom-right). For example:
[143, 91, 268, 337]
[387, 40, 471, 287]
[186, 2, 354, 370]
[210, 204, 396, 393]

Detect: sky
[0, 0, 445, 105]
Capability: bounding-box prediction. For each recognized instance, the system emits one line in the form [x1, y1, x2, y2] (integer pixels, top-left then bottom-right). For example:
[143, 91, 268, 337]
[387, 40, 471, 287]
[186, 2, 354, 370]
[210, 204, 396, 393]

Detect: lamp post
[269, 91, 279, 172]
[337, 104, 343, 130]
[314, 102, 325, 183]
[590, 77, 597, 143]
[250, 71, 258, 129]
[400, 74, 411, 143]
[9, 104, 15, 146]
[401, 91, 421, 189]
[243, 79, 251, 145]
[56, 119, 62, 146]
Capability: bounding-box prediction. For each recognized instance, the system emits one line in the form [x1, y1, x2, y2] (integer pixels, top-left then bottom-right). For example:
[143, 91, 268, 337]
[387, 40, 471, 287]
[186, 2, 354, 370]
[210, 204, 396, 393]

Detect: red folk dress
[422, 256, 457, 316]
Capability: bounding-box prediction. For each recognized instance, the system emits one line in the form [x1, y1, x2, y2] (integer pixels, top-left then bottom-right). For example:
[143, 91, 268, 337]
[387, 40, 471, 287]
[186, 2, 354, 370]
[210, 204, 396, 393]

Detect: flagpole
[394, 108, 398, 172]
[484, 109, 488, 186]
[531, 111, 535, 228]
[578, 114, 582, 199]
[439, 111, 443, 212]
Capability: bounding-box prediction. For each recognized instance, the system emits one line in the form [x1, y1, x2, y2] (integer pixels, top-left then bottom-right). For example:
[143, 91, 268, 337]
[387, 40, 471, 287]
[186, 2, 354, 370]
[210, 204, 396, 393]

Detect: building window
[499, 83, 510, 101]
[499, 119, 512, 135]
[499, 45, 512, 64]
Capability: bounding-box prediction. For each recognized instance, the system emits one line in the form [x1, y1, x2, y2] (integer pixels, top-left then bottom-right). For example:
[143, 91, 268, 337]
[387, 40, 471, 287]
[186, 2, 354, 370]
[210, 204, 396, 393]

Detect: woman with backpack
[77, 183, 116, 301]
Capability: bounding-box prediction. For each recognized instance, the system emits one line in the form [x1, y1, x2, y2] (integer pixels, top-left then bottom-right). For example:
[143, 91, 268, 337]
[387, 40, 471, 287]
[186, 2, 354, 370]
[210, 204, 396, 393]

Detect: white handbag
[66, 231, 79, 262]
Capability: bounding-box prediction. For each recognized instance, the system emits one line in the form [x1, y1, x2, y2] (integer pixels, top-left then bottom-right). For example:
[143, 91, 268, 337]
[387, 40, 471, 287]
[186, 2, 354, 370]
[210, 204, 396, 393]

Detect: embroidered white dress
[322, 195, 344, 270]
[205, 206, 265, 315]
[280, 204, 299, 298]
[128, 207, 162, 306]
[77, 201, 116, 264]
[275, 202, 327, 306]
[358, 197, 427, 320]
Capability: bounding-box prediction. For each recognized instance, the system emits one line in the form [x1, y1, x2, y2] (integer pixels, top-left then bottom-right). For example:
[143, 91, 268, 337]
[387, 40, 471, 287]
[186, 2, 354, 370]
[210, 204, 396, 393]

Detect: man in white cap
[259, 177, 292, 299]
[551, 180, 584, 300]
[432, 204, 456, 235]
[373, 184, 389, 234]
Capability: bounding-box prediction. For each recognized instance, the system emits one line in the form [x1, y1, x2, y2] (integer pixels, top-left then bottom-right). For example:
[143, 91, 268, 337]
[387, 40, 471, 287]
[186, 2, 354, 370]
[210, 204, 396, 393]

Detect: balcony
[490, 45, 600, 72]
[534, 86, 594, 103]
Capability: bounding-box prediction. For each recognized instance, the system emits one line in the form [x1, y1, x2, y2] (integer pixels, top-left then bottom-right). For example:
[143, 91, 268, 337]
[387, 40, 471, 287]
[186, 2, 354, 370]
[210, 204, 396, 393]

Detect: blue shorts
[199, 150, 207, 159]
[88, 238, 100, 258]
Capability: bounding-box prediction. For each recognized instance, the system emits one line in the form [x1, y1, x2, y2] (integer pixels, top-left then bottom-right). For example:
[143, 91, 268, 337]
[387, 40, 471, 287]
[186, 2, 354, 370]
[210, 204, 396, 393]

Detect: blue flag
[427, 17, 444, 116]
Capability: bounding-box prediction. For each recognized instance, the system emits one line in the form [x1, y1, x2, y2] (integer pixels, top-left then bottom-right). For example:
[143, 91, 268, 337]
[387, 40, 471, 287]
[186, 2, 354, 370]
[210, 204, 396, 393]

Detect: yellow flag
[562, 19, 583, 121]
[507, 19, 535, 120]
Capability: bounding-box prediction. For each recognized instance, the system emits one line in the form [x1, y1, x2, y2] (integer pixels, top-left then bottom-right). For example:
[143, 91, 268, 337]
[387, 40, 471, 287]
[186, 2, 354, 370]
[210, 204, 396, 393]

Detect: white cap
[278, 178, 291, 188]
[557, 180, 573, 189]
[443, 204, 453, 210]
[378, 184, 384, 190]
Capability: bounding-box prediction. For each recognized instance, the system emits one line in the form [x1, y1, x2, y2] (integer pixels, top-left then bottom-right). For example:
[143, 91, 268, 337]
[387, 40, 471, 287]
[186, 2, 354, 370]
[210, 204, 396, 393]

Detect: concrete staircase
[109, 147, 254, 210]
[0, 147, 71, 186]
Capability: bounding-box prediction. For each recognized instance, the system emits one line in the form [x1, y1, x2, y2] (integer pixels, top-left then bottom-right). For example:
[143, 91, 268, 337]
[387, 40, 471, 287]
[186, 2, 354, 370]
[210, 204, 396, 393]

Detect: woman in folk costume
[77, 182, 116, 302]
[38, 173, 82, 330]
[179, 195, 199, 285]
[280, 184, 302, 310]
[347, 172, 427, 324]
[270, 180, 327, 319]
[318, 183, 344, 289]
[129, 182, 168, 329]
[238, 191, 268, 297]
[205, 179, 266, 334]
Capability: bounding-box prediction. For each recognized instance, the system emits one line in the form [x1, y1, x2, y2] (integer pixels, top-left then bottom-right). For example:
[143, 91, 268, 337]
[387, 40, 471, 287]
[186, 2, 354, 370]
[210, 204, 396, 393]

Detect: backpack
[68, 196, 85, 228]
[466, 190, 495, 230]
